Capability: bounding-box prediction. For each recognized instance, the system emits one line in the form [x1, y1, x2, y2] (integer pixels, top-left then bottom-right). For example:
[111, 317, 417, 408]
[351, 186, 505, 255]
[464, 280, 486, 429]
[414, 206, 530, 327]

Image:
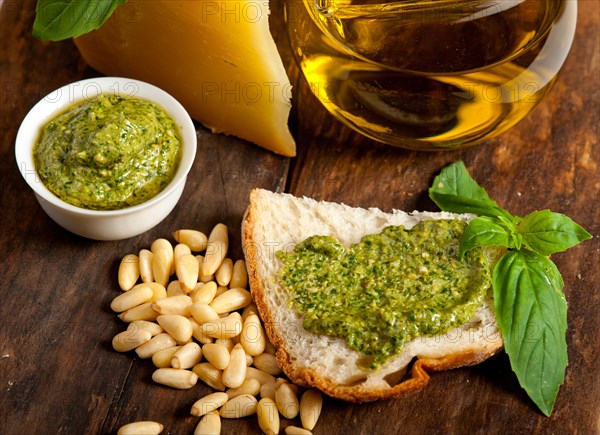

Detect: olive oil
[286, 0, 576, 149]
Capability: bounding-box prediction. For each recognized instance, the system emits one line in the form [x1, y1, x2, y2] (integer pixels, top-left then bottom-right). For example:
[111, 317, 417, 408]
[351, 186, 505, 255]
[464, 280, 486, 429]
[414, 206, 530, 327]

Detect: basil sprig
[428, 160, 515, 222]
[33, 0, 126, 41]
[429, 161, 591, 416]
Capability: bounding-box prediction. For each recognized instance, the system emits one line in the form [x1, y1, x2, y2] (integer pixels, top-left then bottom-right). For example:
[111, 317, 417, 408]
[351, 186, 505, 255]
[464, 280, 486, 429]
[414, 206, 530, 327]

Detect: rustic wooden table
[1, 1, 599, 434]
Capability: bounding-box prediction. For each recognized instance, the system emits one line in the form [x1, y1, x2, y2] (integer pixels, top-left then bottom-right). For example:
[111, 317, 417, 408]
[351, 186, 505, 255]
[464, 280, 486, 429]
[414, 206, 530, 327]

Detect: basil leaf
[429, 161, 514, 221]
[493, 250, 568, 416]
[33, 0, 126, 41]
[518, 210, 593, 256]
[459, 216, 511, 258]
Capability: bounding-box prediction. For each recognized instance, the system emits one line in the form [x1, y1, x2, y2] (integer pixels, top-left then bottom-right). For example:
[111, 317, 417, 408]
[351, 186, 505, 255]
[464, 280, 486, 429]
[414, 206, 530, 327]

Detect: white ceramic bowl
[15, 77, 197, 240]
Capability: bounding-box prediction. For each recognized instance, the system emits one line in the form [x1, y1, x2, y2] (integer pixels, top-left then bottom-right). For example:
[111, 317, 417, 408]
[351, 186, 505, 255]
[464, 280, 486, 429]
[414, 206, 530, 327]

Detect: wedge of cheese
[74, 0, 295, 156]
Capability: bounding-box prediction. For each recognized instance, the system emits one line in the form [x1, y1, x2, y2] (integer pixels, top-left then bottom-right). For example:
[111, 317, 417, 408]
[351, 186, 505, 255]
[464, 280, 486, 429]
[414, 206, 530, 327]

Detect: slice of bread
[242, 188, 503, 402]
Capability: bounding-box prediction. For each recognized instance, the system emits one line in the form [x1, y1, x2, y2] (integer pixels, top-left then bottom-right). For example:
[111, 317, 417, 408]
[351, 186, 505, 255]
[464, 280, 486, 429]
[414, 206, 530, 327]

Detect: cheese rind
[75, 0, 296, 156]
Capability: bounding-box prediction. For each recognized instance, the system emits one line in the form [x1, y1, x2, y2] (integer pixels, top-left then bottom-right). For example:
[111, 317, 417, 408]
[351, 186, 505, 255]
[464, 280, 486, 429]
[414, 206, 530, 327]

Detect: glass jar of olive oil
[285, 0, 576, 150]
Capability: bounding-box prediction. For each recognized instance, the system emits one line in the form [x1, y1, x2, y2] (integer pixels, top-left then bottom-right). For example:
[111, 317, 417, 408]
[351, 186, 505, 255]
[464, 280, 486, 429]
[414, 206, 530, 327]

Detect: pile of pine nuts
[111, 224, 323, 435]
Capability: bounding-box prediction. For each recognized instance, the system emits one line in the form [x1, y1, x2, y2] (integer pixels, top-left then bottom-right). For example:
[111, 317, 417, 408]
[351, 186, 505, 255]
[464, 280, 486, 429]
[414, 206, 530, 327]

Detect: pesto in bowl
[15, 77, 196, 240]
[33, 94, 182, 210]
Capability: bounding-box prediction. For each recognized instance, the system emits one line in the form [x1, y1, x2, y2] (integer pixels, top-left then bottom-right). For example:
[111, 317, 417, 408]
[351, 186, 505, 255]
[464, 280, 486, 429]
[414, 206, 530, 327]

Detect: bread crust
[242, 189, 503, 403]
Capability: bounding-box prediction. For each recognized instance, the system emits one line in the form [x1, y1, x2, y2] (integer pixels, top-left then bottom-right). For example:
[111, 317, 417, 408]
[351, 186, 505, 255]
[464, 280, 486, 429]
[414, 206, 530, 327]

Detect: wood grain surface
[1, 1, 598, 434]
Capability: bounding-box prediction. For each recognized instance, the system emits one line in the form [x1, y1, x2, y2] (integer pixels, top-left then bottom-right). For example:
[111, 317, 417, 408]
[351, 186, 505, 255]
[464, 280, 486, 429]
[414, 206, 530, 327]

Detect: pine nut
[241, 303, 259, 321]
[240, 314, 266, 356]
[244, 367, 276, 386]
[145, 283, 167, 302]
[173, 243, 192, 269]
[209, 288, 252, 314]
[151, 238, 174, 273]
[152, 249, 172, 288]
[156, 314, 193, 343]
[215, 285, 228, 298]
[245, 353, 253, 367]
[195, 255, 215, 282]
[202, 343, 230, 370]
[201, 312, 243, 339]
[152, 368, 198, 389]
[202, 224, 228, 276]
[118, 254, 140, 291]
[138, 249, 154, 283]
[117, 421, 164, 435]
[118, 302, 158, 323]
[191, 281, 217, 304]
[226, 378, 261, 399]
[194, 410, 220, 435]
[190, 318, 213, 345]
[215, 337, 234, 352]
[173, 229, 208, 252]
[151, 295, 192, 316]
[257, 397, 279, 435]
[112, 329, 152, 353]
[230, 260, 248, 289]
[300, 389, 323, 430]
[176, 253, 199, 293]
[285, 426, 312, 435]
[167, 281, 186, 297]
[215, 258, 233, 287]
[190, 392, 229, 417]
[111, 285, 153, 313]
[192, 362, 226, 391]
[135, 333, 177, 359]
[127, 320, 163, 337]
[259, 382, 276, 401]
[190, 302, 220, 325]
[283, 379, 300, 397]
[152, 346, 180, 368]
[171, 342, 202, 369]
[264, 339, 277, 355]
[200, 274, 216, 284]
[222, 343, 247, 389]
[252, 353, 282, 376]
[219, 394, 257, 418]
[275, 381, 300, 419]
